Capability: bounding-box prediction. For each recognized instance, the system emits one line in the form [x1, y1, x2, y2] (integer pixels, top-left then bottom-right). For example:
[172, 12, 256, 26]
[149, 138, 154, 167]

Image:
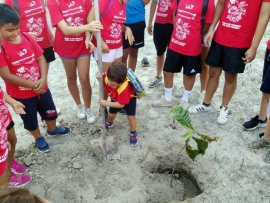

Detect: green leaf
[197, 133, 219, 143]
[193, 137, 208, 155]
[170, 105, 194, 130]
[182, 132, 192, 141]
[186, 143, 198, 161]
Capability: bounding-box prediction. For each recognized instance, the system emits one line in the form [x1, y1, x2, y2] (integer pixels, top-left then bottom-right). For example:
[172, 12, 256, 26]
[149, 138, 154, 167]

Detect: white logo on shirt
[110, 23, 122, 38]
[175, 18, 190, 40]
[190, 69, 196, 73]
[18, 49, 27, 57]
[159, 0, 171, 12]
[227, 0, 248, 22]
[68, 1, 75, 8]
[27, 17, 44, 35]
[66, 17, 83, 26]
[186, 4, 194, 9]
[28, 1, 36, 7]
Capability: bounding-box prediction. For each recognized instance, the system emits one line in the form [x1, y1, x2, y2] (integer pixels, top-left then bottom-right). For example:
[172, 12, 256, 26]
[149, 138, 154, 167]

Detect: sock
[164, 87, 173, 101]
[181, 89, 191, 102]
[203, 102, 211, 107]
[130, 131, 137, 136]
[77, 104, 84, 109]
[86, 108, 92, 113]
[258, 117, 267, 122]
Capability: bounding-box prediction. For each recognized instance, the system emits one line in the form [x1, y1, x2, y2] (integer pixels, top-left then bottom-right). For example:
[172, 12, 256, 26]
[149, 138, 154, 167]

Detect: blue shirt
[125, 0, 145, 24]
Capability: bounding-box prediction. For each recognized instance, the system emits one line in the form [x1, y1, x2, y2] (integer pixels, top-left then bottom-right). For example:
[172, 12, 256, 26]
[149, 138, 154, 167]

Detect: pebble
[37, 158, 44, 165]
[73, 162, 82, 169]
[68, 174, 73, 180]
[24, 154, 33, 166]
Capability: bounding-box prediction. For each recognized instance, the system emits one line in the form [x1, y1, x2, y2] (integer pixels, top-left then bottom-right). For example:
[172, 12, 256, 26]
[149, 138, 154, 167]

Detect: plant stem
[170, 145, 185, 187]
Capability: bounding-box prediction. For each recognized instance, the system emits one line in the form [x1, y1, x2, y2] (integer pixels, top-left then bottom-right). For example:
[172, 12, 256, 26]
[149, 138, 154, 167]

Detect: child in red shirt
[0, 4, 71, 153]
[47, 0, 103, 124]
[96, 62, 138, 146]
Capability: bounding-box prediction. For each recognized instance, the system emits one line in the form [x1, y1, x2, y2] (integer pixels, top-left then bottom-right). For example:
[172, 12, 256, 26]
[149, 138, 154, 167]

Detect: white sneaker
[179, 100, 189, 110]
[198, 90, 206, 103]
[152, 96, 175, 107]
[217, 106, 228, 124]
[87, 111, 96, 124]
[188, 103, 212, 114]
[77, 108, 86, 119]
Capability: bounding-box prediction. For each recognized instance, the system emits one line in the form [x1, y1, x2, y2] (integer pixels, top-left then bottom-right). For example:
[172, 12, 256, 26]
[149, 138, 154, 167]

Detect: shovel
[90, 0, 117, 161]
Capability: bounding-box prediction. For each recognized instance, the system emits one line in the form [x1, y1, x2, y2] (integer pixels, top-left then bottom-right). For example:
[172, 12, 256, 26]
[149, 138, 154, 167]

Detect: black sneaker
[242, 115, 267, 130]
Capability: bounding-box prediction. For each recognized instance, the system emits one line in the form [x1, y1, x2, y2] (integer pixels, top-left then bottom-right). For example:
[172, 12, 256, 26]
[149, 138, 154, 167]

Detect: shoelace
[219, 107, 228, 117]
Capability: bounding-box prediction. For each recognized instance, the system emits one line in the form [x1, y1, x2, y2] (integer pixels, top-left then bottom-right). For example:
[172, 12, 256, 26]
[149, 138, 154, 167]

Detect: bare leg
[45, 120, 57, 132]
[128, 47, 139, 72]
[0, 169, 9, 187]
[122, 48, 129, 67]
[183, 74, 196, 91]
[221, 72, 238, 107]
[77, 56, 91, 109]
[61, 59, 82, 105]
[164, 71, 174, 88]
[259, 94, 268, 119]
[29, 127, 43, 139]
[200, 47, 210, 91]
[107, 113, 117, 123]
[156, 54, 165, 78]
[7, 127, 16, 175]
[127, 115, 136, 132]
[204, 67, 222, 104]
[263, 93, 270, 141]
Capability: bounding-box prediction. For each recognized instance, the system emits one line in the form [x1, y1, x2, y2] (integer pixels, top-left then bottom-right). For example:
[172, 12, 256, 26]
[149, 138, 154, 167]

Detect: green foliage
[170, 105, 218, 161]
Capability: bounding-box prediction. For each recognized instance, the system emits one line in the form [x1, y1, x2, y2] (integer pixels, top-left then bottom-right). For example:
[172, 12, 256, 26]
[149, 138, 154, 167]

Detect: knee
[225, 74, 237, 84]
[79, 77, 90, 87]
[209, 69, 220, 79]
[67, 75, 77, 84]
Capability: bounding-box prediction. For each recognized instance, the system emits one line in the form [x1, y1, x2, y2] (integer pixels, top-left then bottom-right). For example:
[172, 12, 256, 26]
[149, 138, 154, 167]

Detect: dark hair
[107, 62, 127, 84]
[0, 188, 44, 203]
[0, 4, 20, 28]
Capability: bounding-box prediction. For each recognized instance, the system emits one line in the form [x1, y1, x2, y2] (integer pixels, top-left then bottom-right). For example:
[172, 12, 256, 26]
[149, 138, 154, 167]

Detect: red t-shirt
[214, 0, 270, 48]
[169, 0, 215, 56]
[5, 0, 53, 49]
[267, 39, 270, 50]
[155, 0, 174, 24]
[103, 73, 135, 105]
[0, 88, 9, 175]
[92, 0, 126, 49]
[47, 0, 92, 57]
[0, 33, 48, 99]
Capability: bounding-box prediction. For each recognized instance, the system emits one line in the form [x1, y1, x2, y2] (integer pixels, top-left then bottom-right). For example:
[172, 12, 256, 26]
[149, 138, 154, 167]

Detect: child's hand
[87, 21, 103, 32]
[242, 47, 256, 63]
[125, 26, 135, 46]
[85, 40, 95, 53]
[96, 72, 102, 79]
[101, 40, 109, 53]
[33, 79, 47, 94]
[98, 98, 107, 107]
[11, 101, 26, 115]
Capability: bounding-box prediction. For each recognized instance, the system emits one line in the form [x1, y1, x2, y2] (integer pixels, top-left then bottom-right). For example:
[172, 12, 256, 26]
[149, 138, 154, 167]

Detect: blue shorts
[109, 97, 137, 116]
[14, 89, 57, 131]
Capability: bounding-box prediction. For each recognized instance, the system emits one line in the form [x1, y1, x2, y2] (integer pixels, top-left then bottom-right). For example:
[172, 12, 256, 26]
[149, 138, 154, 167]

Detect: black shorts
[260, 48, 270, 94]
[109, 97, 137, 116]
[163, 48, 202, 76]
[206, 40, 248, 73]
[14, 89, 57, 131]
[43, 46, 56, 63]
[123, 21, 146, 49]
[6, 120, 14, 131]
[153, 23, 173, 56]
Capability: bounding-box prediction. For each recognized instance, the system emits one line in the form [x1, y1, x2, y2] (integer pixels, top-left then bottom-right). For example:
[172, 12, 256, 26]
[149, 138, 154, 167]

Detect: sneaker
[77, 107, 86, 119]
[179, 100, 189, 110]
[188, 103, 212, 114]
[47, 126, 71, 137]
[86, 111, 96, 124]
[8, 172, 32, 187]
[263, 149, 270, 163]
[249, 138, 270, 149]
[217, 106, 229, 124]
[118, 108, 126, 115]
[35, 137, 50, 153]
[10, 159, 28, 175]
[148, 76, 162, 88]
[105, 120, 113, 129]
[152, 96, 174, 107]
[242, 115, 267, 130]
[198, 90, 206, 103]
[130, 132, 137, 147]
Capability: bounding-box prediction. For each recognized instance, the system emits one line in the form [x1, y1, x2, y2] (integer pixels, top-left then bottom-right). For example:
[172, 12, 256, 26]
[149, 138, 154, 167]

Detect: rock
[73, 162, 82, 169]
[37, 157, 45, 165]
[24, 154, 33, 166]
[141, 57, 150, 67]
[68, 174, 73, 180]
[108, 154, 121, 161]
[174, 174, 180, 179]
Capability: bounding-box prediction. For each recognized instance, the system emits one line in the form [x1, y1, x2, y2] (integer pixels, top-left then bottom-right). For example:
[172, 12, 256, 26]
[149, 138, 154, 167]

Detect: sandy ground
[1, 3, 270, 203]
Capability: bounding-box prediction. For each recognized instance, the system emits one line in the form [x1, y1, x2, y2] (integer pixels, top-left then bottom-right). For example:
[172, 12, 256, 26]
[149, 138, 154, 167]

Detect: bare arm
[3, 92, 26, 114]
[0, 66, 35, 89]
[98, 99, 124, 108]
[147, 0, 158, 35]
[243, 2, 270, 63]
[142, 0, 151, 5]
